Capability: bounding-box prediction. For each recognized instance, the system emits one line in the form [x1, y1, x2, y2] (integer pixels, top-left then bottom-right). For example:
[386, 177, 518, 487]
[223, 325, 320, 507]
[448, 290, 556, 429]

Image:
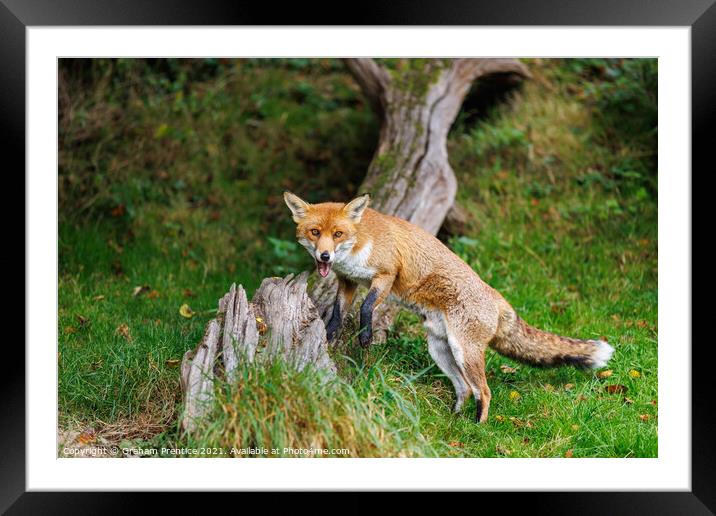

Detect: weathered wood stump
[180, 272, 336, 433]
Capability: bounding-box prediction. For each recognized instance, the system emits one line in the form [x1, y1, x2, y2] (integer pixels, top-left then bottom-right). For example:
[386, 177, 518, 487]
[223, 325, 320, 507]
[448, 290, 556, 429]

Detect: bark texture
[180, 273, 335, 433]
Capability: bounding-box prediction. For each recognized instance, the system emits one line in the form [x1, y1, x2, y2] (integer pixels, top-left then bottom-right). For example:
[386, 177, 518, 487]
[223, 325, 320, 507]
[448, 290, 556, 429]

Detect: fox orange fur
[284, 191, 614, 423]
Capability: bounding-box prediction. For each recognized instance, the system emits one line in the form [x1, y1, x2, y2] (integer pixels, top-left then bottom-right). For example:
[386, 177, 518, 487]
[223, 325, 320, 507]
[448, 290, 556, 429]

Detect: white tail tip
[590, 340, 615, 369]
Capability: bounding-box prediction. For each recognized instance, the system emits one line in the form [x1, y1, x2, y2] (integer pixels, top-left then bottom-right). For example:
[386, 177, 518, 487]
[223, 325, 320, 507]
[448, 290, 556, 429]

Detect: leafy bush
[586, 59, 657, 148]
[564, 58, 657, 195]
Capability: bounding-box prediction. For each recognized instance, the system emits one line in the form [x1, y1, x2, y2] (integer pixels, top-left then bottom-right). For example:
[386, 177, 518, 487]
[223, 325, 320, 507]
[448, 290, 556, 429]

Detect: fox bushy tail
[489, 308, 614, 369]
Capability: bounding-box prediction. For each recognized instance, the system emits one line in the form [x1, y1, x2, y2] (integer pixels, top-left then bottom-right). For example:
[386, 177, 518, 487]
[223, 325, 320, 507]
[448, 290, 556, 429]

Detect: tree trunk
[180, 273, 335, 433]
[308, 59, 531, 341]
[345, 58, 530, 234]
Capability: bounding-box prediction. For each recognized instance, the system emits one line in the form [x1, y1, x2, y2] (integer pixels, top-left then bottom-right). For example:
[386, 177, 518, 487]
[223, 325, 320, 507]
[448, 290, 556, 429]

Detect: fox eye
[334, 231, 343, 238]
[310, 229, 320, 236]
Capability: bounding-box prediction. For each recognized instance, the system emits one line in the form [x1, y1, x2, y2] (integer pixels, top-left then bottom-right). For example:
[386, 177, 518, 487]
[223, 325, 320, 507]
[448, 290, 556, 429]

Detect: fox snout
[314, 248, 334, 277]
[314, 236, 335, 263]
[314, 244, 335, 262]
[313, 242, 335, 277]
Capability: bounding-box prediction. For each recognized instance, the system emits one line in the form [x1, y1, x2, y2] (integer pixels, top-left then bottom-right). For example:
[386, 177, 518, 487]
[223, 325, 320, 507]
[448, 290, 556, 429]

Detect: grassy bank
[58, 58, 657, 457]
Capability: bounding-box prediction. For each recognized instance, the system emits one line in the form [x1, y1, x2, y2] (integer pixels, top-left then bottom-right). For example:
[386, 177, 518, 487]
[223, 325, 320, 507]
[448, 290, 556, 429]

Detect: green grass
[58, 58, 657, 457]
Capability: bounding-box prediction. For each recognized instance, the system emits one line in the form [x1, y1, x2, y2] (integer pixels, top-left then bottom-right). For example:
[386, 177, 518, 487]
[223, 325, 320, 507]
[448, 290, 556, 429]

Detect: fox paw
[325, 320, 341, 342]
[359, 329, 372, 348]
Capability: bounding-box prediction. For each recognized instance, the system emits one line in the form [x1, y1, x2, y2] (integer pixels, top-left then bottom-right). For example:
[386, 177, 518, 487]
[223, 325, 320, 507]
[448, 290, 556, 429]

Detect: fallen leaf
[64, 326, 77, 335]
[165, 359, 181, 368]
[509, 416, 523, 427]
[256, 316, 267, 335]
[147, 290, 160, 300]
[77, 315, 89, 327]
[448, 441, 464, 448]
[564, 383, 575, 391]
[605, 384, 628, 395]
[597, 369, 613, 379]
[495, 445, 512, 456]
[639, 414, 651, 422]
[565, 449, 574, 458]
[110, 204, 126, 217]
[183, 288, 195, 298]
[500, 364, 517, 374]
[624, 397, 634, 404]
[628, 369, 641, 378]
[509, 390, 521, 401]
[77, 430, 96, 445]
[543, 383, 555, 392]
[154, 123, 170, 139]
[509, 416, 532, 428]
[132, 285, 150, 297]
[571, 424, 580, 431]
[179, 304, 194, 318]
[636, 320, 649, 329]
[494, 415, 505, 422]
[93, 295, 105, 301]
[115, 323, 132, 342]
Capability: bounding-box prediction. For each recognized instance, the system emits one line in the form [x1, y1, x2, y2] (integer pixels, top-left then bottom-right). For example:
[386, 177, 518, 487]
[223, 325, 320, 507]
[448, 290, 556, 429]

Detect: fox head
[283, 191, 370, 277]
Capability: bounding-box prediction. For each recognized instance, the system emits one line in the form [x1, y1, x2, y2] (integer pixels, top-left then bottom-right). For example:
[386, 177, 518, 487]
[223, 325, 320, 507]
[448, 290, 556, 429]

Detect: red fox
[284, 191, 614, 423]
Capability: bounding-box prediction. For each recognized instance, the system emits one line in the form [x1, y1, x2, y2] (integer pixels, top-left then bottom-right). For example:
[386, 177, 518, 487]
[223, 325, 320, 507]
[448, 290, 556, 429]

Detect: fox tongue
[317, 261, 332, 278]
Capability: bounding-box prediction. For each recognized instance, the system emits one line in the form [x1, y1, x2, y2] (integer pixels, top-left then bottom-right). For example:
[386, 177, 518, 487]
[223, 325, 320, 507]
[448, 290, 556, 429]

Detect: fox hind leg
[470, 360, 491, 423]
[445, 324, 493, 424]
[427, 334, 471, 413]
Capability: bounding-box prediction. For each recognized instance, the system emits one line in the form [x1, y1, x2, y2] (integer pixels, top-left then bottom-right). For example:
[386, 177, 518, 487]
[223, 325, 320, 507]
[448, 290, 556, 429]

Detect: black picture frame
[5, 0, 711, 513]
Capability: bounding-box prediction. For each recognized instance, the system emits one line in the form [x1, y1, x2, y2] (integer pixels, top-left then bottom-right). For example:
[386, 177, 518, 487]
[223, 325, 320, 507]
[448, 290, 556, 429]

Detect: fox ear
[284, 191, 310, 222]
[343, 194, 370, 223]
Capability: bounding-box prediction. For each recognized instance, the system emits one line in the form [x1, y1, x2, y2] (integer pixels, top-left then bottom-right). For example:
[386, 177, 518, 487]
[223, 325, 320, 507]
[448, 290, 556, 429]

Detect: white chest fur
[333, 241, 376, 285]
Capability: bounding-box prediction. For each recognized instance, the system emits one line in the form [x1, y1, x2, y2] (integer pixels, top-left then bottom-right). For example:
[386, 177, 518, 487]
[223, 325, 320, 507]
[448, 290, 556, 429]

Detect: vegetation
[58, 58, 657, 457]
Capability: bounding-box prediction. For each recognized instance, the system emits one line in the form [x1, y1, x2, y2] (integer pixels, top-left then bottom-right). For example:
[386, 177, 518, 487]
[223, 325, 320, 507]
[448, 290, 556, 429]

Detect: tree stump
[180, 273, 336, 433]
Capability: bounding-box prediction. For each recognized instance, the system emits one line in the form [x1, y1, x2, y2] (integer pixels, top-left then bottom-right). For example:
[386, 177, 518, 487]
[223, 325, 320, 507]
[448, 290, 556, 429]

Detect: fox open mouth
[316, 260, 332, 278]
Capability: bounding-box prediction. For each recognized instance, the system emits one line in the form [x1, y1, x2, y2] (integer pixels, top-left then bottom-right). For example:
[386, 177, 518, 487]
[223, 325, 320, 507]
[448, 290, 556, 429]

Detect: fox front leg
[358, 274, 395, 348]
[326, 278, 356, 342]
